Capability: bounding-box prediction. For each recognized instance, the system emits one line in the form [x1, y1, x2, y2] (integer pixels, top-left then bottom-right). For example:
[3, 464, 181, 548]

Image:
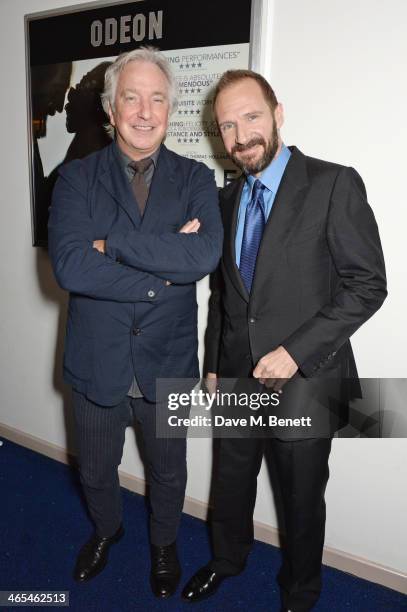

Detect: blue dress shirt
[235, 144, 291, 266]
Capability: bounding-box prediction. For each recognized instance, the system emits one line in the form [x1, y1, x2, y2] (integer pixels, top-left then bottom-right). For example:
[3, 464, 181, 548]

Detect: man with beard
[182, 70, 386, 610]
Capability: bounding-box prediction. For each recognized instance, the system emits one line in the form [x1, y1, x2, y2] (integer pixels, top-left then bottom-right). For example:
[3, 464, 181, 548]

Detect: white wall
[0, 0, 406, 576]
[264, 0, 407, 573]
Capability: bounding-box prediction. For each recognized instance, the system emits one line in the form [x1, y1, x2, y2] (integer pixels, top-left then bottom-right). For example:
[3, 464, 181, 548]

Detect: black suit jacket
[204, 147, 386, 431]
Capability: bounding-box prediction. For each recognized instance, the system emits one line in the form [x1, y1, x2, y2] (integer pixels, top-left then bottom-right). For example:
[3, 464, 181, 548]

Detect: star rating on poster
[179, 62, 202, 70]
[178, 109, 201, 116]
[172, 59, 207, 148]
[176, 137, 201, 144]
[180, 87, 202, 95]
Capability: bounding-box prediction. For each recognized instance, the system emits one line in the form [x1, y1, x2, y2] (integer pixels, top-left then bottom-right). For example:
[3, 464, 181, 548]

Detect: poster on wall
[25, 0, 254, 246]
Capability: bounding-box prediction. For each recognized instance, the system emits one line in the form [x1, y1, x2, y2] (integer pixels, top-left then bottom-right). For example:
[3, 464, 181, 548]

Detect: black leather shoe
[150, 542, 181, 598]
[182, 565, 225, 602]
[74, 524, 124, 582]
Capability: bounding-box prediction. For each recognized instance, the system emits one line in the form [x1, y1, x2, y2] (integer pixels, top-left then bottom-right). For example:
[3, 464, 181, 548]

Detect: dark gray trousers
[72, 390, 187, 546]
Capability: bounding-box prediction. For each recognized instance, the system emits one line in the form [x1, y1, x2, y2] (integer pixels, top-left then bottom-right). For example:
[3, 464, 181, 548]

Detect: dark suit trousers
[210, 436, 332, 612]
[72, 390, 187, 546]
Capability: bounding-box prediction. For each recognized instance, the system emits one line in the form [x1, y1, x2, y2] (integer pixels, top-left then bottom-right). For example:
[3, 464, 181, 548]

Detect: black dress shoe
[74, 524, 124, 582]
[150, 542, 181, 598]
[182, 565, 225, 602]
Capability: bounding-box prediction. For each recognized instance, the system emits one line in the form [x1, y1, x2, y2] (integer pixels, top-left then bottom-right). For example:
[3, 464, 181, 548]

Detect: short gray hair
[101, 46, 178, 138]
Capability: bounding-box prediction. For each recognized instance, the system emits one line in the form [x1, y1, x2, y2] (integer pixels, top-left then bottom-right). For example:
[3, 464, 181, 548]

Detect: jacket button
[148, 290, 155, 298]
[249, 318, 256, 324]
[132, 328, 141, 336]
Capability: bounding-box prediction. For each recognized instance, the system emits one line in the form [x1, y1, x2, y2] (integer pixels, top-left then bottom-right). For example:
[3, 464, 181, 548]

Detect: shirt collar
[246, 143, 291, 193]
[118, 144, 161, 170]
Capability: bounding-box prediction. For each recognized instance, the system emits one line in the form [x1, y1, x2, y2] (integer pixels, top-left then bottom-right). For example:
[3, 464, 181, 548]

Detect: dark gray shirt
[119, 145, 161, 189]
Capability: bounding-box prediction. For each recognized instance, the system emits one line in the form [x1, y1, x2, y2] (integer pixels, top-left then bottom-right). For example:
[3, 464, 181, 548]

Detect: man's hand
[253, 346, 298, 391]
[93, 239, 106, 254]
[179, 218, 200, 233]
[205, 372, 217, 396]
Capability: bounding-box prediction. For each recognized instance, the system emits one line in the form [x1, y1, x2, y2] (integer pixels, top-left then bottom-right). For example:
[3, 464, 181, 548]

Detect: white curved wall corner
[250, 0, 274, 76]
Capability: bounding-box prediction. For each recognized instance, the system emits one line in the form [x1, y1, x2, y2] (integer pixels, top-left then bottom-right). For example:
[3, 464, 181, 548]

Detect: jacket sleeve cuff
[281, 341, 338, 378]
[105, 230, 122, 262]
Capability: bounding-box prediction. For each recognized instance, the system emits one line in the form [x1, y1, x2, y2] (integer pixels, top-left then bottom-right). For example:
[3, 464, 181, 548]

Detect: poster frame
[25, 0, 264, 246]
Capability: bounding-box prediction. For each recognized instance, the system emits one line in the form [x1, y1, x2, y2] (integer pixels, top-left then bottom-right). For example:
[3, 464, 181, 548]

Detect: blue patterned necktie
[239, 179, 267, 293]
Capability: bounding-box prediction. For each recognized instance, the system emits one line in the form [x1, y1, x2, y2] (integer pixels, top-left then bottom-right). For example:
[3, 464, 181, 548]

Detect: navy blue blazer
[48, 142, 223, 405]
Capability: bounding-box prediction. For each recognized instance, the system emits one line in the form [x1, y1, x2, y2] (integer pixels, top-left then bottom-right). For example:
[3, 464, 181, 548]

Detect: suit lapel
[99, 141, 141, 228]
[250, 146, 309, 300]
[222, 148, 309, 303]
[222, 176, 249, 302]
[141, 145, 180, 232]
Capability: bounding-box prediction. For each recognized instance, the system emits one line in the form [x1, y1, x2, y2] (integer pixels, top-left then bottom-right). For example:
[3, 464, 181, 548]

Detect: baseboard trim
[0, 423, 71, 464]
[1, 423, 406, 595]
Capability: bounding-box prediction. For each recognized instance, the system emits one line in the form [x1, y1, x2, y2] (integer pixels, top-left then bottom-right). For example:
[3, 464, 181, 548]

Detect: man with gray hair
[48, 47, 222, 597]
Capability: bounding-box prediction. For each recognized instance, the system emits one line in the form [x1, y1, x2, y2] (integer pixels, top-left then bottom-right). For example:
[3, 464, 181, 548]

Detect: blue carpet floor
[0, 438, 405, 611]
